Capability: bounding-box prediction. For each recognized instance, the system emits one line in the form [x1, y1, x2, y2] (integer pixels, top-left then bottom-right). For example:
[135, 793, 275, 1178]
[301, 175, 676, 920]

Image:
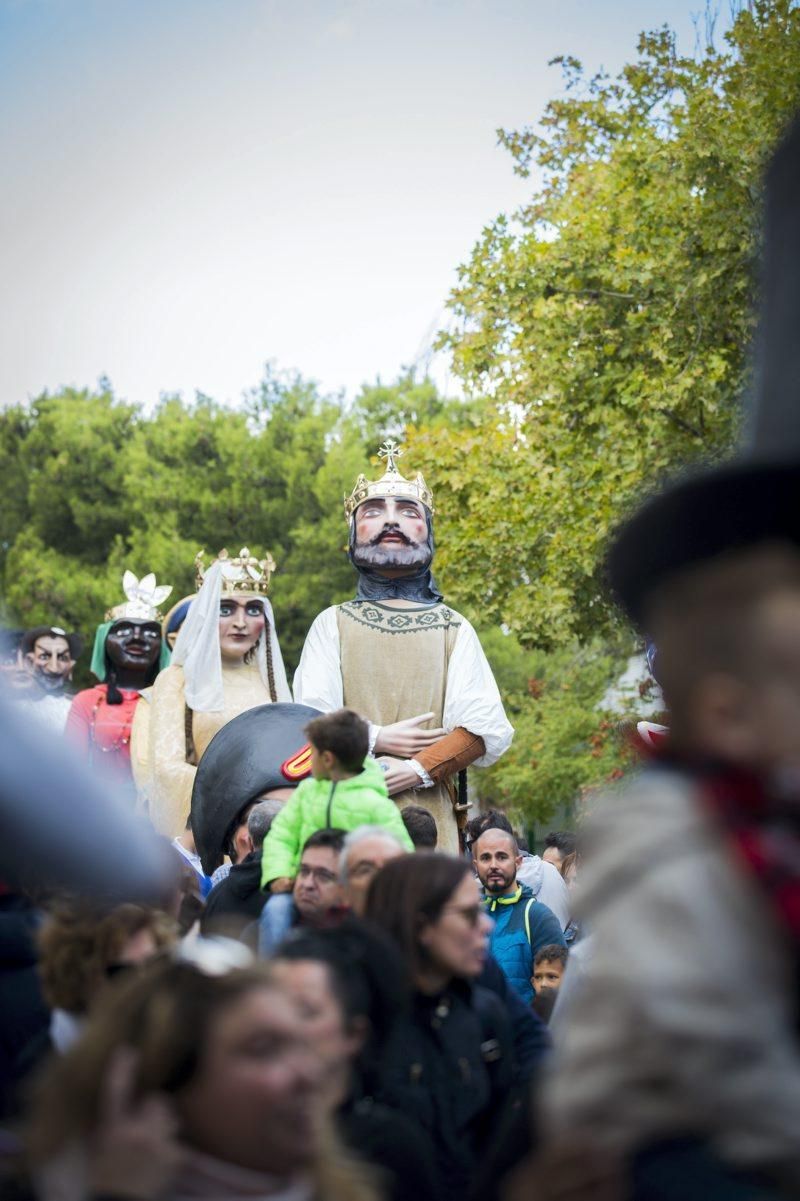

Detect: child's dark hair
[401, 804, 438, 849]
[544, 830, 577, 857]
[534, 943, 569, 969]
[465, 808, 514, 847]
[304, 708, 368, 774]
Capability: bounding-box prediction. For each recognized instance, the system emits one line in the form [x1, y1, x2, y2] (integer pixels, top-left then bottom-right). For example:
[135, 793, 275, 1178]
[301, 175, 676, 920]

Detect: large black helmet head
[191, 702, 322, 875]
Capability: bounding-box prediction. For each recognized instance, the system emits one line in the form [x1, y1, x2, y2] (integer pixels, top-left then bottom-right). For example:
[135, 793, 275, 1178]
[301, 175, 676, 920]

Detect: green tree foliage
[474, 628, 642, 823]
[0, 369, 476, 683]
[2, 5, 795, 823]
[419, 0, 800, 650]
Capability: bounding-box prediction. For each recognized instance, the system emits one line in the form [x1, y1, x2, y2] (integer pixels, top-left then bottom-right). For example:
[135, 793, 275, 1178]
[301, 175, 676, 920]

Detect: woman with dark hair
[272, 920, 440, 1201]
[364, 853, 516, 1201]
[25, 952, 379, 1201]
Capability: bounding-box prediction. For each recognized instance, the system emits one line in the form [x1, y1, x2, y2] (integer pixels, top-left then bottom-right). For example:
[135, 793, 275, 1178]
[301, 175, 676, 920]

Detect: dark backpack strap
[325, 781, 338, 829]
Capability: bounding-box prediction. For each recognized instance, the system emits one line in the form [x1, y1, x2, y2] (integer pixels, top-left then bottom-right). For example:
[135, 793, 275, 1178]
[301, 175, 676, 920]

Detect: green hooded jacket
[260, 757, 414, 887]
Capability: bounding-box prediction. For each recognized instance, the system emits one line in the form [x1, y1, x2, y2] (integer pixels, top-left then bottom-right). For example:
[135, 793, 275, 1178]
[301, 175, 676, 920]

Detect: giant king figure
[293, 440, 513, 854]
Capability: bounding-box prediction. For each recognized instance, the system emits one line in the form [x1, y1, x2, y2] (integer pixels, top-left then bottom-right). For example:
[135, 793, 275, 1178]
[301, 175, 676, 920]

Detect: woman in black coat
[364, 853, 517, 1201]
[271, 919, 441, 1201]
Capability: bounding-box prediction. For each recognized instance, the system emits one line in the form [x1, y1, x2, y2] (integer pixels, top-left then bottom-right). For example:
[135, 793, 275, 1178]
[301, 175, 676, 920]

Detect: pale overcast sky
[1, 0, 730, 409]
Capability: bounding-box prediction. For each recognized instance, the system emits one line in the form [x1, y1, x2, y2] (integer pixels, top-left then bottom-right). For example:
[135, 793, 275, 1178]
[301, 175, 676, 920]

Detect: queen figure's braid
[264, 619, 277, 702]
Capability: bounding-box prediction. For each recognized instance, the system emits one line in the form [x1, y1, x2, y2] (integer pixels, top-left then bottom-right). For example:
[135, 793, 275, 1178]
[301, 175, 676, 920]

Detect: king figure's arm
[416, 617, 514, 778]
[292, 608, 345, 713]
[294, 610, 513, 785]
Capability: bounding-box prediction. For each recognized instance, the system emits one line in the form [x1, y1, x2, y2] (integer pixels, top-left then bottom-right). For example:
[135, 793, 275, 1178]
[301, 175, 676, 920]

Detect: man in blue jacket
[474, 826, 565, 1004]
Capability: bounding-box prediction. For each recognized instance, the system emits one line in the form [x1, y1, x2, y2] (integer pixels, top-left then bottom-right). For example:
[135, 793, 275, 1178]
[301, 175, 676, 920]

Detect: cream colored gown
[143, 661, 275, 838]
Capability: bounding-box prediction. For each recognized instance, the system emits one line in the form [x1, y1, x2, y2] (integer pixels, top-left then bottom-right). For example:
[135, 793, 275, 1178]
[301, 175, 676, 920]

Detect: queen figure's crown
[105, 571, 173, 622]
[195, 547, 276, 595]
[343, 439, 434, 522]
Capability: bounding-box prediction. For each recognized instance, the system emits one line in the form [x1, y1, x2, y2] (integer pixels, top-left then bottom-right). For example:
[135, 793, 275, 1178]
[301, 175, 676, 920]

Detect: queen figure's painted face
[218, 595, 266, 661]
[352, 496, 432, 573]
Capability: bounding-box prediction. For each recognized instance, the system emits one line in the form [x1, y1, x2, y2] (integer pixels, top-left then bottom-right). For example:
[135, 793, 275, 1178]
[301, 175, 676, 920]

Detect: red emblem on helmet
[281, 744, 313, 781]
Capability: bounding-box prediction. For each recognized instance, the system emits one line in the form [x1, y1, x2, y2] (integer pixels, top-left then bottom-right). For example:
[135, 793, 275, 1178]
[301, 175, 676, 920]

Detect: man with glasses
[259, 829, 347, 956]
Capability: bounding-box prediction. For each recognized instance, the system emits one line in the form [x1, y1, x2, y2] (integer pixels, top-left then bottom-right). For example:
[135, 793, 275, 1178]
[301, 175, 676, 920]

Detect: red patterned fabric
[700, 765, 800, 947]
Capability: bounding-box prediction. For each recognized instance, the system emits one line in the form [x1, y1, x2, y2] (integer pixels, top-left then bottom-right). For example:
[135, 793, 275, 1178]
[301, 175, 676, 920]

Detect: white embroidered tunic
[294, 601, 513, 853]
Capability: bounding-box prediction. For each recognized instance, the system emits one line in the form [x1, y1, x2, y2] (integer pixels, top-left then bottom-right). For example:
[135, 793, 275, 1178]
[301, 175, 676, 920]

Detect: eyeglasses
[442, 903, 485, 928]
[297, 864, 338, 885]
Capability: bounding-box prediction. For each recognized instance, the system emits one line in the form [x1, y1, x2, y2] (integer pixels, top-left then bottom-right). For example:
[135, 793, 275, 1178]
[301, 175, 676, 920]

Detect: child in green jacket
[260, 708, 414, 893]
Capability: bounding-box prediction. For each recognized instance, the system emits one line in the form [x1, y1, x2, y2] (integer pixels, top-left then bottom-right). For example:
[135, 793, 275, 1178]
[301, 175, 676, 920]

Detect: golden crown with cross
[194, 547, 276, 594]
[343, 439, 434, 522]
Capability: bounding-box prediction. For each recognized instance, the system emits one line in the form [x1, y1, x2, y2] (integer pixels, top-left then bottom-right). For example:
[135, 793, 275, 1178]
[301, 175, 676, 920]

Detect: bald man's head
[473, 827, 521, 897]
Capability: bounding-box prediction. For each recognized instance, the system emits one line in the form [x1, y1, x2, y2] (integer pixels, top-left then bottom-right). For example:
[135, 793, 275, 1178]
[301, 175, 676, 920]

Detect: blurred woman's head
[29, 955, 321, 1178]
[37, 901, 175, 1015]
[364, 853, 491, 990]
[271, 919, 405, 1102]
[173, 966, 319, 1174]
[560, 851, 580, 891]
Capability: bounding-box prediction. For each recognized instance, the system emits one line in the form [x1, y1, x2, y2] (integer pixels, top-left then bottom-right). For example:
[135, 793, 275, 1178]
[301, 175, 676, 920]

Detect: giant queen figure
[293, 440, 513, 854]
[144, 545, 292, 838]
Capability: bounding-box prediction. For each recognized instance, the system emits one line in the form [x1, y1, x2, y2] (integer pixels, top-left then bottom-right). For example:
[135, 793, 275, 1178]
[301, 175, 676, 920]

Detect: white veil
[171, 561, 291, 712]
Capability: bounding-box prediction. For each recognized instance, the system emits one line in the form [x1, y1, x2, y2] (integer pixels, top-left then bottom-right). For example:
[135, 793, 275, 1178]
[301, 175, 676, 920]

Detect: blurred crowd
[0, 666, 584, 1201]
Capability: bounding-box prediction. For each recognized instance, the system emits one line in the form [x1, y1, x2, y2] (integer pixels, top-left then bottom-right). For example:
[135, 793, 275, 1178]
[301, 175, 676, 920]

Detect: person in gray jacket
[545, 114, 800, 1199]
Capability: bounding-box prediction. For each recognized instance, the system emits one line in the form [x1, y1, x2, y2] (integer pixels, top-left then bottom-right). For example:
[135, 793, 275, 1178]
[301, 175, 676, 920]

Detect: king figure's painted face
[105, 620, 162, 675]
[218, 596, 266, 661]
[25, 634, 75, 692]
[352, 496, 432, 572]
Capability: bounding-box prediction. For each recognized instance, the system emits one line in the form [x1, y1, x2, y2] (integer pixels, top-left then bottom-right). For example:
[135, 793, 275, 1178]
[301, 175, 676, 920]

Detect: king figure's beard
[352, 531, 432, 572]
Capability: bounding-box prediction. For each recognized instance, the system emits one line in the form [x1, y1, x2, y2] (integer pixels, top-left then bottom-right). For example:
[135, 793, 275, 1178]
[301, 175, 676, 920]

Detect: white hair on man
[246, 799, 284, 851]
[340, 825, 408, 882]
[340, 825, 408, 916]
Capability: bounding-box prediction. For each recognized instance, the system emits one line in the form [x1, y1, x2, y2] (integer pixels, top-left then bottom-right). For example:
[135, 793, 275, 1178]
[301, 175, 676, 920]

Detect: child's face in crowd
[532, 958, 565, 997]
[309, 743, 328, 780]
